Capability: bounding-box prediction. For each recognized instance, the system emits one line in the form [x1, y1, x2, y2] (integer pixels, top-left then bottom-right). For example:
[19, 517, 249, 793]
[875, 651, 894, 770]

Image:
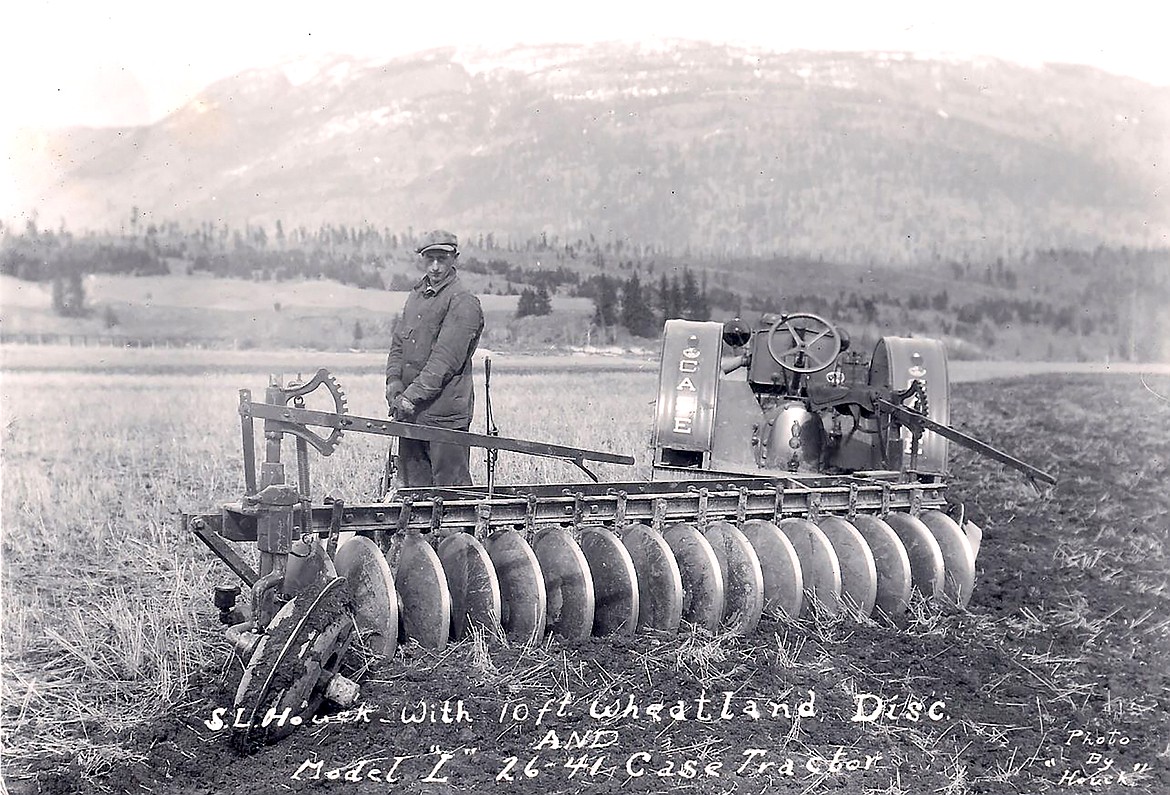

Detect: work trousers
[397, 436, 473, 487]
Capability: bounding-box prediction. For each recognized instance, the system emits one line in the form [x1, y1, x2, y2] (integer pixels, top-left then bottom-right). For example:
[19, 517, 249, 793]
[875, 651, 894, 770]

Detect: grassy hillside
[0, 274, 597, 352]
[3, 267, 1163, 364]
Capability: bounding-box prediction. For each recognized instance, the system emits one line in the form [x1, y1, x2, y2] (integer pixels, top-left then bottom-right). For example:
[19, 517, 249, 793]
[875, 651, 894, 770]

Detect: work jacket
[386, 269, 484, 429]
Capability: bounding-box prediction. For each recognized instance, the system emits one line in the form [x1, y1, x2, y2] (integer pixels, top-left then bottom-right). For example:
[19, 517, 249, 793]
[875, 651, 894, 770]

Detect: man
[385, 230, 484, 487]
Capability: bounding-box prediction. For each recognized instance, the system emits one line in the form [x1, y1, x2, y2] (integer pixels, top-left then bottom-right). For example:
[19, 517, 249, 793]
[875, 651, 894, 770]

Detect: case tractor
[184, 312, 1054, 745]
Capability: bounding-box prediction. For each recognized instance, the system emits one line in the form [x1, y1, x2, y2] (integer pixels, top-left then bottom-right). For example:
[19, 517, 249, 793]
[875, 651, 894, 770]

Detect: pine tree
[680, 268, 711, 320]
[592, 275, 619, 328]
[516, 287, 545, 318]
[681, 268, 698, 319]
[52, 272, 87, 317]
[669, 275, 684, 320]
[517, 288, 538, 318]
[533, 285, 552, 315]
[693, 271, 711, 321]
[659, 273, 685, 321]
[51, 276, 65, 314]
[620, 273, 658, 337]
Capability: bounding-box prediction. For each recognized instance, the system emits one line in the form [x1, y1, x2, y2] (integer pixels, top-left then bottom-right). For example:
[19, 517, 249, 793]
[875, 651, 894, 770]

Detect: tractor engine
[652, 314, 951, 480]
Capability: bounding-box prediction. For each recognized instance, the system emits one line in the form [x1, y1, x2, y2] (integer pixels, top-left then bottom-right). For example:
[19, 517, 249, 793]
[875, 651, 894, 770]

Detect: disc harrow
[186, 312, 1055, 747]
[192, 470, 984, 652]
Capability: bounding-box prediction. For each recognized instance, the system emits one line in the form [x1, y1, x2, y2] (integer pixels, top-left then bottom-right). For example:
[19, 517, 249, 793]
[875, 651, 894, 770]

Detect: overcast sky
[4, 0, 1167, 132]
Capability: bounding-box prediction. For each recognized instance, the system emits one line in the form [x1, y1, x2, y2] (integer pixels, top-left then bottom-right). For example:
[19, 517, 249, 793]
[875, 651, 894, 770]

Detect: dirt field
[3, 367, 1169, 794]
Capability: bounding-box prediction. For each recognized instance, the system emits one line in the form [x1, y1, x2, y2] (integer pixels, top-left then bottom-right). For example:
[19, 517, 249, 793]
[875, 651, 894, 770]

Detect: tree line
[572, 269, 712, 337]
[2, 216, 1167, 358]
[512, 267, 712, 340]
[0, 213, 671, 288]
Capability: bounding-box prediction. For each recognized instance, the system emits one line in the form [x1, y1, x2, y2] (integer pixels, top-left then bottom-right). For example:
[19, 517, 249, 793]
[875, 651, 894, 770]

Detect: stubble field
[1, 355, 1168, 794]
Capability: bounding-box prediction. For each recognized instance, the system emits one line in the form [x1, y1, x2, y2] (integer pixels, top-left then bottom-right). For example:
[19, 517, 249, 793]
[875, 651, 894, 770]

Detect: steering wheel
[766, 313, 843, 374]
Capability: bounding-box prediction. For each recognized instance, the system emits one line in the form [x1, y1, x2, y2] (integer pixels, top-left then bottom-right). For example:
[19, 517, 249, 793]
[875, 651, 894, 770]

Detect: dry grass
[0, 366, 656, 775]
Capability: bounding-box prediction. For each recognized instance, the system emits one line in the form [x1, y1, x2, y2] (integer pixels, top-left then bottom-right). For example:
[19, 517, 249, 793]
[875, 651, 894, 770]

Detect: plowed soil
[15, 374, 1170, 794]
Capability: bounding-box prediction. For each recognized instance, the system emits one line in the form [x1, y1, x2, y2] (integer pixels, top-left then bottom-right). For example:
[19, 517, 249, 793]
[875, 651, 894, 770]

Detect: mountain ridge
[11, 42, 1168, 264]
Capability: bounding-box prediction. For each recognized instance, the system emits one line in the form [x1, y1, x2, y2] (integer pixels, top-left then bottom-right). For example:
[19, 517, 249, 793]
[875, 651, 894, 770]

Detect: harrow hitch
[875, 397, 1057, 488]
[804, 377, 1056, 487]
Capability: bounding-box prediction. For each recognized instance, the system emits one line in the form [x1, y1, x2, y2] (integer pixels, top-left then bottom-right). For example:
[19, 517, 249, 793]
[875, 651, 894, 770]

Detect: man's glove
[391, 394, 417, 419]
[385, 379, 404, 407]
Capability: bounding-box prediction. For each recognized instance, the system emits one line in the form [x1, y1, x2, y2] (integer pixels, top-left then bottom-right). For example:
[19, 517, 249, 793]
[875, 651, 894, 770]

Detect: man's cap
[416, 229, 459, 254]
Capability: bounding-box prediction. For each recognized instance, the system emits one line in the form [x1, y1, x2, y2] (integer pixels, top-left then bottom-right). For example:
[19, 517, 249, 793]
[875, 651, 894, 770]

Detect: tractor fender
[870, 337, 950, 474]
[653, 320, 724, 469]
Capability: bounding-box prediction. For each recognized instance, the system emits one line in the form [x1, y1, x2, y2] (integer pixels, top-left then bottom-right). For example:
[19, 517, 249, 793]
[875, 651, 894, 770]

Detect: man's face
[420, 249, 457, 284]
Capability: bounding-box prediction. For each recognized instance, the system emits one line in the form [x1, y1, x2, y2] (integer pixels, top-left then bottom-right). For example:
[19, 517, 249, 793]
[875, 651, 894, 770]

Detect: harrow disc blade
[485, 530, 547, 645]
[620, 523, 684, 632]
[817, 517, 878, 618]
[741, 519, 804, 620]
[703, 521, 765, 634]
[849, 515, 912, 618]
[437, 533, 503, 641]
[884, 513, 945, 600]
[778, 518, 842, 618]
[919, 510, 976, 607]
[964, 521, 983, 563]
[333, 536, 398, 657]
[533, 527, 596, 641]
[233, 577, 353, 749]
[291, 538, 339, 588]
[579, 526, 639, 637]
[388, 533, 451, 650]
[663, 523, 725, 632]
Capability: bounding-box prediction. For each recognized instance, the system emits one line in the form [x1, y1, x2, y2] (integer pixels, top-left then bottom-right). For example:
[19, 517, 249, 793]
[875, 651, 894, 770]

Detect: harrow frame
[189, 474, 948, 548]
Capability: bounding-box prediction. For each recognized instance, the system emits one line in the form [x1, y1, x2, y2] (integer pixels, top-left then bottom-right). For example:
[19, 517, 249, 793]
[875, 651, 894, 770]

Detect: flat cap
[416, 229, 459, 254]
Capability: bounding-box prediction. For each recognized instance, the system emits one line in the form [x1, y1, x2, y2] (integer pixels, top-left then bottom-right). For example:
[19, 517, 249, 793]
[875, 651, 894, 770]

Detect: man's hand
[385, 379, 404, 407]
[391, 394, 417, 419]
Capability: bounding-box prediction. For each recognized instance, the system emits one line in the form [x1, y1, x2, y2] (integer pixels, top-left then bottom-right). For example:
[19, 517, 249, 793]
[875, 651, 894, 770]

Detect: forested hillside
[7, 43, 1167, 359]
[2, 221, 1166, 361]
